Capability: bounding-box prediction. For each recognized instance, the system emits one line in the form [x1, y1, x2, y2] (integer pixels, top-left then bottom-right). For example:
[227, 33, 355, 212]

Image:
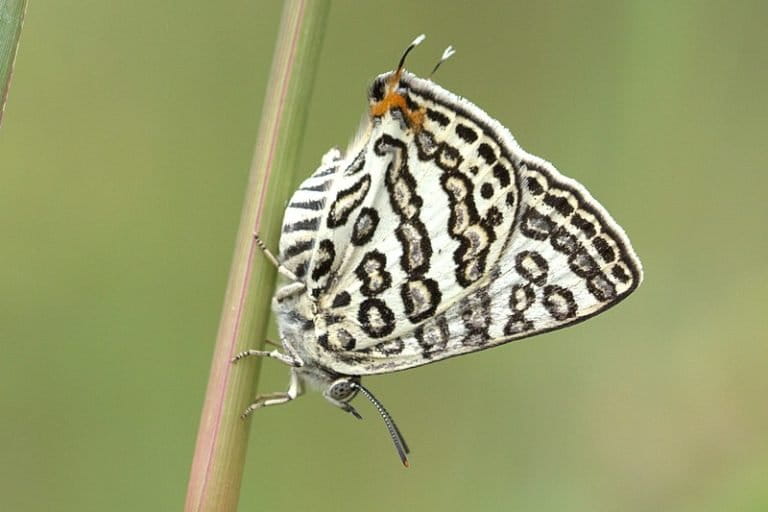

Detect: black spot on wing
[543, 285, 577, 320]
[526, 176, 545, 195]
[593, 236, 616, 263]
[404, 93, 420, 112]
[299, 181, 333, 192]
[331, 291, 351, 308]
[543, 193, 574, 216]
[358, 298, 396, 338]
[611, 264, 630, 283]
[288, 199, 325, 211]
[550, 226, 579, 255]
[426, 108, 450, 127]
[311, 239, 335, 281]
[455, 123, 478, 143]
[492, 163, 510, 188]
[477, 143, 497, 165]
[294, 260, 308, 279]
[568, 247, 599, 278]
[520, 208, 555, 240]
[282, 217, 320, 233]
[283, 239, 314, 259]
[571, 213, 597, 238]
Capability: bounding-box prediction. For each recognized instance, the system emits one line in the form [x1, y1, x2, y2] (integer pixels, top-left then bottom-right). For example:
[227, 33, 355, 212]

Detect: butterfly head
[369, 72, 425, 131]
[326, 376, 360, 403]
[368, 34, 428, 131]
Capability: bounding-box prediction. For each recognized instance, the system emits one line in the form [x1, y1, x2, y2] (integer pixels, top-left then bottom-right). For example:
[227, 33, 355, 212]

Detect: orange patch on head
[369, 74, 425, 131]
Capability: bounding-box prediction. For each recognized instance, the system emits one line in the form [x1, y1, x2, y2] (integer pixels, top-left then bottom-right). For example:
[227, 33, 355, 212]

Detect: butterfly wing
[278, 146, 344, 283]
[279, 71, 642, 375]
[322, 159, 643, 376]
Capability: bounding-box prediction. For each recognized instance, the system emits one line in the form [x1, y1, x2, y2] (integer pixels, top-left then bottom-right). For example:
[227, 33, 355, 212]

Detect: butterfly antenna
[429, 45, 456, 78]
[397, 34, 426, 72]
[351, 381, 411, 467]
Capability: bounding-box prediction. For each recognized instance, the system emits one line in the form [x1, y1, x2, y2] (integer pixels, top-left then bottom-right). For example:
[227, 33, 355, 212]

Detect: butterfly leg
[241, 370, 303, 418]
[253, 233, 302, 283]
[232, 337, 304, 367]
[231, 348, 301, 367]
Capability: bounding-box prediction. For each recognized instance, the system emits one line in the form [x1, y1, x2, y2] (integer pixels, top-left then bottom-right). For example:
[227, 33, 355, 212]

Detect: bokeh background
[2, 1, 767, 511]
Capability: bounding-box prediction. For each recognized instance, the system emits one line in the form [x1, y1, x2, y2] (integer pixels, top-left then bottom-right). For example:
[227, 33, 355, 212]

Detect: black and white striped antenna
[351, 381, 411, 467]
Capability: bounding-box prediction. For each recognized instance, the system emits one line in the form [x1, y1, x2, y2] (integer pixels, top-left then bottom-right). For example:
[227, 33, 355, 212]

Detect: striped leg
[241, 370, 303, 418]
[231, 344, 302, 367]
[254, 233, 302, 283]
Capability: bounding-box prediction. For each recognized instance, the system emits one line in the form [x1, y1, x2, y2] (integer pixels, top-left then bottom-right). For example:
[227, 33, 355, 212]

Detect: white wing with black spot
[278, 71, 642, 376]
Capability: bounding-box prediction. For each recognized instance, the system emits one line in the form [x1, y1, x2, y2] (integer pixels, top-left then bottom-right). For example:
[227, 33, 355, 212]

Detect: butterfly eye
[370, 77, 386, 102]
[327, 377, 359, 402]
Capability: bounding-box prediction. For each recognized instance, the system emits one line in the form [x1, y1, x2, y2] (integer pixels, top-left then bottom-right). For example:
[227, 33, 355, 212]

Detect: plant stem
[184, 2, 330, 511]
[0, 0, 28, 128]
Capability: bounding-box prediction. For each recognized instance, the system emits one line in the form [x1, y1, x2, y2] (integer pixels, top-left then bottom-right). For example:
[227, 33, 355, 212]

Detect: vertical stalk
[185, 2, 330, 511]
[0, 0, 28, 128]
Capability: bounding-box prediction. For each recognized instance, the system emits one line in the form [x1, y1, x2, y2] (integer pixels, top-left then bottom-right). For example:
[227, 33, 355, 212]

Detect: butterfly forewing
[278, 71, 642, 376]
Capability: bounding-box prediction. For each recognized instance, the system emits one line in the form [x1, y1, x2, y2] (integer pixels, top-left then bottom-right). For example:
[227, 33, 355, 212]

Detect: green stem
[184, 1, 330, 511]
[0, 0, 28, 128]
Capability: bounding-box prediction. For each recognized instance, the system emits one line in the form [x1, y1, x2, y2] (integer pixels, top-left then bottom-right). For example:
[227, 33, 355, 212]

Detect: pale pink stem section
[184, 1, 329, 511]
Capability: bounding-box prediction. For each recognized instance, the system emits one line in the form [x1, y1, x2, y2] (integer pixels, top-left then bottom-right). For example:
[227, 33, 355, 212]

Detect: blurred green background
[2, 1, 767, 511]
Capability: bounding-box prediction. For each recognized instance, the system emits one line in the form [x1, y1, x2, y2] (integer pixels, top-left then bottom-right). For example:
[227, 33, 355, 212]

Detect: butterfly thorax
[272, 283, 344, 389]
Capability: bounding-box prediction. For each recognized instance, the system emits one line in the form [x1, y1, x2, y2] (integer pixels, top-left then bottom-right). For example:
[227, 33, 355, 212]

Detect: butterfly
[233, 35, 643, 466]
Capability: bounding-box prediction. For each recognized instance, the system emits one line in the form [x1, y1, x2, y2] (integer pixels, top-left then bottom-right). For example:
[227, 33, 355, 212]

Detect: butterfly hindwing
[278, 147, 343, 283]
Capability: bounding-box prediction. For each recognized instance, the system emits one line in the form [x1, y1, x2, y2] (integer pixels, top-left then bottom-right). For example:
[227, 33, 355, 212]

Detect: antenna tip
[402, 459, 410, 468]
[442, 46, 456, 60]
[412, 34, 426, 46]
